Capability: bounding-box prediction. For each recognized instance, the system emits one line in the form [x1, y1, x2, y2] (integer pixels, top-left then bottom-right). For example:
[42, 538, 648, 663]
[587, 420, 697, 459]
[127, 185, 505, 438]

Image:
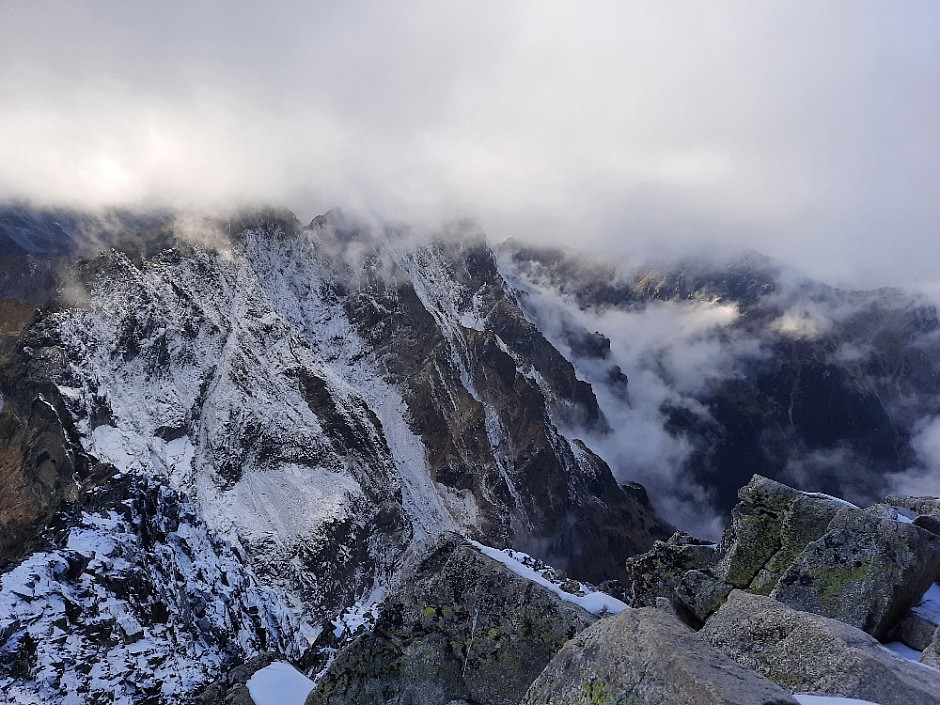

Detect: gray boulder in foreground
[893, 609, 939, 652]
[923, 626, 940, 668]
[520, 607, 796, 705]
[771, 504, 940, 639]
[306, 534, 595, 705]
[703, 590, 940, 705]
[714, 476, 845, 595]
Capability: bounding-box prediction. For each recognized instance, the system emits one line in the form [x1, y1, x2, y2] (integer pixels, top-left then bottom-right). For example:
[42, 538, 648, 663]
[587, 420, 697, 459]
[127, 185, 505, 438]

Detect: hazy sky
[1, 1, 938, 288]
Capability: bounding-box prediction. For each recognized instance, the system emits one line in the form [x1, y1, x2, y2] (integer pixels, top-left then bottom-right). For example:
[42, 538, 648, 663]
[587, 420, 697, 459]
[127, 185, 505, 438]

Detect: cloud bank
[1, 1, 939, 288]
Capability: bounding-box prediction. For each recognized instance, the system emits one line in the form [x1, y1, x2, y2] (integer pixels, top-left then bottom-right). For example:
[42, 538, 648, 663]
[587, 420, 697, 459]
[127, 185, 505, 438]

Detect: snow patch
[206, 464, 363, 546]
[882, 641, 923, 662]
[469, 540, 628, 615]
[912, 582, 940, 625]
[246, 661, 315, 705]
[801, 492, 859, 509]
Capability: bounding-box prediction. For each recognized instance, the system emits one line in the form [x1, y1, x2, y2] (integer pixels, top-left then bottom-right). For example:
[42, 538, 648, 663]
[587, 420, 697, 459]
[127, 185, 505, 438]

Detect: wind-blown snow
[246, 661, 315, 705]
[0, 476, 311, 705]
[469, 540, 628, 615]
[801, 492, 860, 509]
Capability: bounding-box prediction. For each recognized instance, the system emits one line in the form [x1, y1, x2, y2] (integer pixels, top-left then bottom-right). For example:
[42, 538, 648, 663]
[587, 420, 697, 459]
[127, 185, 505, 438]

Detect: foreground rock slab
[772, 505, 940, 639]
[922, 625, 940, 668]
[306, 534, 595, 705]
[520, 607, 797, 705]
[703, 590, 940, 705]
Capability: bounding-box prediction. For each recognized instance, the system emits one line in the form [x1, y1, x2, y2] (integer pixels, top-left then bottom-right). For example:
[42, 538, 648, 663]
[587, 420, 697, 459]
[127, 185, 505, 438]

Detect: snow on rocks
[0, 474, 312, 705]
[469, 541, 628, 615]
[46, 240, 416, 618]
[913, 582, 940, 624]
[246, 661, 315, 705]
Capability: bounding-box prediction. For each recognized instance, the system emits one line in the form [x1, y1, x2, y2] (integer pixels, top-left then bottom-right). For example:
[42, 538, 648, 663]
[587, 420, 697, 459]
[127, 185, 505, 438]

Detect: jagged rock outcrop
[625, 474, 940, 640]
[309, 214, 670, 581]
[623, 531, 718, 610]
[772, 504, 940, 639]
[703, 590, 940, 705]
[306, 534, 595, 705]
[624, 475, 847, 624]
[713, 476, 846, 595]
[0, 474, 310, 705]
[0, 314, 113, 567]
[520, 606, 797, 705]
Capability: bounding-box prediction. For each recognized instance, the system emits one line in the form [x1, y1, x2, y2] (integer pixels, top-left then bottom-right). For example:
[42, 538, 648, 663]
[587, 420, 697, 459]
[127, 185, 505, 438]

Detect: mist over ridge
[1, 1, 939, 292]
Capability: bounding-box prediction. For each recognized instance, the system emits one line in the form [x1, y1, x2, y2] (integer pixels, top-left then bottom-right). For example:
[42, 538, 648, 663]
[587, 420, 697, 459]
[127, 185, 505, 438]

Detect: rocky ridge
[1, 206, 940, 704]
[0, 208, 668, 703]
[307, 474, 940, 704]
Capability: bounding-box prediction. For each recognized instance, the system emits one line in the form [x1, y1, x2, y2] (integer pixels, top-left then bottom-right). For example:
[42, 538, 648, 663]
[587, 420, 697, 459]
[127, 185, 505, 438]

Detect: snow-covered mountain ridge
[0, 208, 668, 702]
[2, 205, 939, 703]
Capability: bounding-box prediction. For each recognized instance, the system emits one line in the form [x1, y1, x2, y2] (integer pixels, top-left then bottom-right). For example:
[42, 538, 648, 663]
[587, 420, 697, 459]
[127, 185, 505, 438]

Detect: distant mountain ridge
[0, 204, 938, 703]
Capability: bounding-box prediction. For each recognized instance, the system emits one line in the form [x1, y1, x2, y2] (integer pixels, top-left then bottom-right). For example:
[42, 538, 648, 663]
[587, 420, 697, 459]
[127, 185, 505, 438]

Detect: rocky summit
[0, 206, 939, 704]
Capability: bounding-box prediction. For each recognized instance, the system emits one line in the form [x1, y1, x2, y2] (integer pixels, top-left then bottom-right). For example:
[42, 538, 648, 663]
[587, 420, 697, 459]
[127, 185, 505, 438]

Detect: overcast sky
[1, 1, 938, 288]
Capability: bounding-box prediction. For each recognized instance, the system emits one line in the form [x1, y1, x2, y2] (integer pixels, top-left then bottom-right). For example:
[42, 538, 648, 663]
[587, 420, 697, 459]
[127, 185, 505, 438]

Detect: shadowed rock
[703, 590, 940, 705]
[772, 504, 940, 639]
[623, 531, 719, 609]
[922, 626, 940, 668]
[306, 534, 595, 705]
[520, 607, 796, 705]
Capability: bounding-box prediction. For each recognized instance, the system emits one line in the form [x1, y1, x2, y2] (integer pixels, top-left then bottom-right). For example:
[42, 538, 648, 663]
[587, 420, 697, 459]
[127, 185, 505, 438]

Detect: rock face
[0, 474, 310, 704]
[713, 476, 845, 595]
[0, 322, 113, 566]
[625, 474, 940, 640]
[310, 215, 670, 581]
[772, 504, 940, 639]
[923, 627, 940, 668]
[520, 607, 797, 705]
[306, 534, 595, 705]
[703, 590, 940, 705]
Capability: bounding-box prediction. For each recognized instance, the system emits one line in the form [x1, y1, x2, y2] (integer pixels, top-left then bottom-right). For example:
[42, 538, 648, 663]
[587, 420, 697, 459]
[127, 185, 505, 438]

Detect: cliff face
[0, 208, 668, 704]
[499, 243, 940, 519]
[2, 206, 939, 704]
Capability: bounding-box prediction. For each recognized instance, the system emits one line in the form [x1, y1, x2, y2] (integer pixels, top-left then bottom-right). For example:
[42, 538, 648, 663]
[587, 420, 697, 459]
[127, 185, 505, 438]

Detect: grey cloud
[2, 2, 939, 290]
[888, 416, 940, 499]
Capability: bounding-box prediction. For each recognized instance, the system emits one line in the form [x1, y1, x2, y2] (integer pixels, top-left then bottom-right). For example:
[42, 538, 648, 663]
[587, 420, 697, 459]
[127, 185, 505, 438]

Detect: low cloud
[888, 416, 940, 498]
[508, 262, 768, 538]
[1, 2, 939, 290]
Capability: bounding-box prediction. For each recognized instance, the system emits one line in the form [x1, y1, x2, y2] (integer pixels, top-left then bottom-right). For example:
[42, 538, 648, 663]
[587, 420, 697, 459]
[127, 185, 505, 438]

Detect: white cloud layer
[1, 1, 939, 288]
